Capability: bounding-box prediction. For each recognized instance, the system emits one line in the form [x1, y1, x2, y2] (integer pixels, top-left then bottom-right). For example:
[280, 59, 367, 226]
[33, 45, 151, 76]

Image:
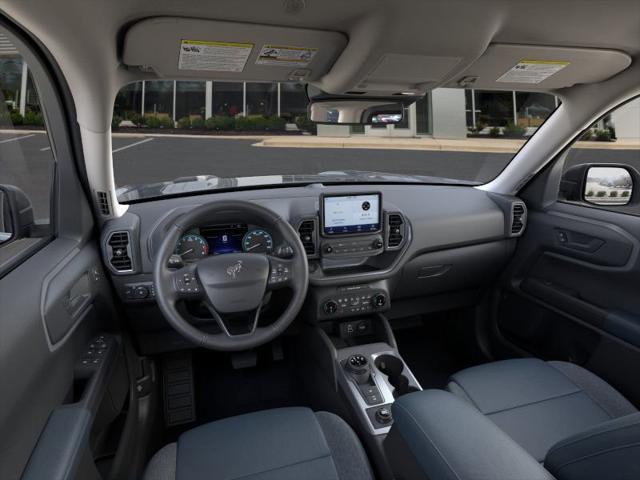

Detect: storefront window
[144, 80, 174, 118]
[474, 90, 513, 127]
[246, 82, 277, 117]
[0, 57, 22, 110]
[25, 73, 41, 113]
[416, 96, 431, 135]
[176, 81, 206, 120]
[114, 82, 143, 119]
[515, 92, 556, 128]
[279, 82, 307, 121]
[212, 82, 243, 117]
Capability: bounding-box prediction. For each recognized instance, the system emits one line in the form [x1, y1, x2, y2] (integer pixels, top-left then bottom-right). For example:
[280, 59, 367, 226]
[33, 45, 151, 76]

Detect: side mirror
[0, 185, 34, 245]
[560, 164, 635, 207]
[584, 166, 633, 206]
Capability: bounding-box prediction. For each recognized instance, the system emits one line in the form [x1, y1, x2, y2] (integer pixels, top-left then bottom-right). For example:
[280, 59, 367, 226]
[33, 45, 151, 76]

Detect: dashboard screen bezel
[320, 192, 383, 237]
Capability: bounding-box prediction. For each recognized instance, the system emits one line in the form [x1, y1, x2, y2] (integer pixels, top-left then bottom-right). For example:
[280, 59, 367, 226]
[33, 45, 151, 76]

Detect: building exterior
[113, 80, 568, 139]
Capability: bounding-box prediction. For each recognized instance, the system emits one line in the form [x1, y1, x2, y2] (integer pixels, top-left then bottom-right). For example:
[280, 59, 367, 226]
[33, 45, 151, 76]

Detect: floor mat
[394, 312, 486, 389]
[191, 340, 309, 426]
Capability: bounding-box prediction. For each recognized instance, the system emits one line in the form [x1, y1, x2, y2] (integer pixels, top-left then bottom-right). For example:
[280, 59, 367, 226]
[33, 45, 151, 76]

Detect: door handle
[65, 272, 92, 319]
[555, 229, 605, 253]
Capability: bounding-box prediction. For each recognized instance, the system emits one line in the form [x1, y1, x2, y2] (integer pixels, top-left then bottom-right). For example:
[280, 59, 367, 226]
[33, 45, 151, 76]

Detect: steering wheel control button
[269, 262, 290, 286]
[175, 272, 201, 295]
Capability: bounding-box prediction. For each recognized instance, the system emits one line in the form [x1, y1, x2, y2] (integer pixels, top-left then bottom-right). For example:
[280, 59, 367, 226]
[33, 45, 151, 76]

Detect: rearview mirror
[309, 99, 410, 125]
[584, 166, 633, 206]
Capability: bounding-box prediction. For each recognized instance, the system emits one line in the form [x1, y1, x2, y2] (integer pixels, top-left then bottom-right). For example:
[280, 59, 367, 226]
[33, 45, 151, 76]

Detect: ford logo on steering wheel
[225, 260, 243, 279]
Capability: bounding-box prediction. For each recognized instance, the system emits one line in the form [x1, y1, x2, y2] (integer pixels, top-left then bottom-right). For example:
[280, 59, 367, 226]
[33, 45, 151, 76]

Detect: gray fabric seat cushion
[143, 407, 373, 480]
[447, 358, 636, 461]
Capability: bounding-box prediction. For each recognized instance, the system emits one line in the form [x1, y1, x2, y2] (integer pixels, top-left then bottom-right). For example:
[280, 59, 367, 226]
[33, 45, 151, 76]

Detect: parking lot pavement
[2, 132, 639, 220]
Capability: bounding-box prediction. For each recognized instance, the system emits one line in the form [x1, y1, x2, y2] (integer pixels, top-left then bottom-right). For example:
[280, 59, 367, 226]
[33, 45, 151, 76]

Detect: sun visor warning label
[178, 40, 253, 72]
[497, 60, 570, 84]
[256, 45, 318, 67]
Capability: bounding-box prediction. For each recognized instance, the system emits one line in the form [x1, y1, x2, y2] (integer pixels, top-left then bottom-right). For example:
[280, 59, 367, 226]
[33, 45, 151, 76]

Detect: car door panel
[495, 201, 640, 406]
[0, 22, 130, 480]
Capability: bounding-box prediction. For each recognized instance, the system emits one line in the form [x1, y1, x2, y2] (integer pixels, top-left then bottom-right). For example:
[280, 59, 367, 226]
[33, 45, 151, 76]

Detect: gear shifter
[345, 354, 371, 384]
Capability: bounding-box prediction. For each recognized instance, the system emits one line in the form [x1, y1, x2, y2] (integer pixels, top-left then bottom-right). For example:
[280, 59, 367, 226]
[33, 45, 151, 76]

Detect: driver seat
[143, 407, 374, 480]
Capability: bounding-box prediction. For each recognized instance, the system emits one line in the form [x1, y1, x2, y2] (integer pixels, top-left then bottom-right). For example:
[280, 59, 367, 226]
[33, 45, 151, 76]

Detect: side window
[559, 98, 640, 215]
[0, 31, 55, 256]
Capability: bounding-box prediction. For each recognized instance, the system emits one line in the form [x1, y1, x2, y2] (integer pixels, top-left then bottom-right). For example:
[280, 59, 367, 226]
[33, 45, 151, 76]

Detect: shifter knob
[345, 354, 371, 384]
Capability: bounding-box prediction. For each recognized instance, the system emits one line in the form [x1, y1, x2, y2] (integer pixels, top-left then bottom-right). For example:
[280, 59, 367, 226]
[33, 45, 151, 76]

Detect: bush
[10, 111, 23, 125]
[294, 115, 317, 134]
[609, 190, 618, 197]
[0, 111, 10, 126]
[124, 112, 142, 126]
[503, 122, 526, 137]
[488, 126, 501, 137]
[190, 117, 205, 129]
[596, 191, 607, 197]
[143, 115, 161, 128]
[621, 190, 630, 197]
[23, 110, 45, 126]
[265, 115, 286, 131]
[177, 116, 191, 129]
[205, 115, 235, 131]
[159, 116, 174, 129]
[586, 190, 594, 197]
[111, 115, 122, 130]
[595, 129, 612, 142]
[580, 129, 593, 141]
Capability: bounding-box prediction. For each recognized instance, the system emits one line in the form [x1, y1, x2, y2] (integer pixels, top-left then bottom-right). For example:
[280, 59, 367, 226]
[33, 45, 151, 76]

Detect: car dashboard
[100, 183, 527, 354]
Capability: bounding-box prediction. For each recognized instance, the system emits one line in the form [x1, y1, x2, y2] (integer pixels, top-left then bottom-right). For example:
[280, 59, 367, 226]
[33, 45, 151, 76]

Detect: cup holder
[374, 354, 420, 398]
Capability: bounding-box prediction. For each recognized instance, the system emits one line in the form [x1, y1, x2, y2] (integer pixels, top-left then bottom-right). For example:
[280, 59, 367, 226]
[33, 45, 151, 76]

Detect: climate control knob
[372, 293, 387, 308]
[323, 300, 338, 315]
[373, 239, 384, 249]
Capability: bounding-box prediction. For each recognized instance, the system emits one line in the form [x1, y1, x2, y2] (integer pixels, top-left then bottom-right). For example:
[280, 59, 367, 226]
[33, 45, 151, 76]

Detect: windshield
[112, 82, 559, 202]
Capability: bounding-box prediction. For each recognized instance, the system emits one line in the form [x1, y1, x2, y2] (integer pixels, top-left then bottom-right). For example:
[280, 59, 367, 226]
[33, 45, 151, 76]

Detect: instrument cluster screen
[322, 193, 381, 235]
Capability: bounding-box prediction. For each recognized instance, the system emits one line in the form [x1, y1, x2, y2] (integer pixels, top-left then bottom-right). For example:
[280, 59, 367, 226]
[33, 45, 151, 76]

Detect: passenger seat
[447, 358, 640, 480]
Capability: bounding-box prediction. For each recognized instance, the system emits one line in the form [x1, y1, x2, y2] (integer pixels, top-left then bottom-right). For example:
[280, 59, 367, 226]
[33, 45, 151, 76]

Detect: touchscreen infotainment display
[322, 193, 381, 235]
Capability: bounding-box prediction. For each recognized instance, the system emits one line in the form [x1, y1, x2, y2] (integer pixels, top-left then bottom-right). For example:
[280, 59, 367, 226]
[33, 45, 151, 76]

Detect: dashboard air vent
[96, 191, 111, 216]
[107, 231, 132, 272]
[298, 219, 317, 256]
[511, 203, 527, 236]
[386, 213, 405, 249]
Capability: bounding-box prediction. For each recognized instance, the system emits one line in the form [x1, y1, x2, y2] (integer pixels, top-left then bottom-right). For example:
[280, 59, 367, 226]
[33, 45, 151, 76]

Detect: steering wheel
[153, 200, 309, 351]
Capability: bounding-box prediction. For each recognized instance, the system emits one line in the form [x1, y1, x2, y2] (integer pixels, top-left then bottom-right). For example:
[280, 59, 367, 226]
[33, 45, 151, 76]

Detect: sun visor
[447, 44, 631, 91]
[122, 17, 347, 82]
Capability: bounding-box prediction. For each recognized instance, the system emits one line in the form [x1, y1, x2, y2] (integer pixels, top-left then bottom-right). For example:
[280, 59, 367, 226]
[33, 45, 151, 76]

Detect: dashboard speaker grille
[511, 203, 526, 235]
[298, 219, 317, 256]
[387, 213, 405, 248]
[107, 231, 132, 271]
[96, 191, 111, 216]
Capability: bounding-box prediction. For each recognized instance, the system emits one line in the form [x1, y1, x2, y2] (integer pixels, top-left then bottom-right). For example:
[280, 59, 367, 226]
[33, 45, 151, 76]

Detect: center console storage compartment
[385, 390, 553, 480]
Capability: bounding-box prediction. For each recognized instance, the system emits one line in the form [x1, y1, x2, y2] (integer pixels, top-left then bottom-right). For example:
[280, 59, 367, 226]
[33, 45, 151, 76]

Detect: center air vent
[386, 213, 406, 249]
[511, 203, 527, 236]
[107, 231, 133, 272]
[298, 219, 317, 257]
